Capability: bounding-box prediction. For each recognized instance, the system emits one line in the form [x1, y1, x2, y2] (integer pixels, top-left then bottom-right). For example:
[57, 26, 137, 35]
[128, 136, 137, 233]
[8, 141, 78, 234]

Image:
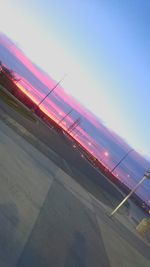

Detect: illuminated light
[59, 111, 63, 115]
[0, 34, 136, 165]
[2, 40, 135, 174]
[127, 174, 130, 178]
[73, 144, 76, 148]
[104, 151, 109, 157]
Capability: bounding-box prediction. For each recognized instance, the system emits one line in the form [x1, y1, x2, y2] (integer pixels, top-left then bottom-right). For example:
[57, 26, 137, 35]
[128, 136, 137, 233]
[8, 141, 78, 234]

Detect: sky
[0, 0, 150, 158]
[1, 33, 150, 204]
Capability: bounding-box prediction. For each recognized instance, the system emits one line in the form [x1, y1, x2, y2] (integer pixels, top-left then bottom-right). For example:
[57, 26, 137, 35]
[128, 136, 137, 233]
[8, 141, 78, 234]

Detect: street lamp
[110, 169, 150, 216]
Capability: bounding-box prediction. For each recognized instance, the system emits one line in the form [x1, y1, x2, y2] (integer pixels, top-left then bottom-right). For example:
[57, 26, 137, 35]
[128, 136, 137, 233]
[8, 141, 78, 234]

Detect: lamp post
[110, 169, 150, 216]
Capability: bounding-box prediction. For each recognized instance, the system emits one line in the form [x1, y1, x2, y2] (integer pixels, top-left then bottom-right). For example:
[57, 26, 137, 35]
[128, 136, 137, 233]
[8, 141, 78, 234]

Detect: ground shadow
[64, 231, 87, 267]
[0, 202, 20, 266]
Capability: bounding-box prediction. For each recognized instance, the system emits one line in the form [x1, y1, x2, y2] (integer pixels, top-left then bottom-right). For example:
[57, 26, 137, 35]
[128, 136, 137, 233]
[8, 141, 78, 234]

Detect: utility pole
[68, 117, 81, 133]
[111, 149, 134, 173]
[58, 109, 73, 126]
[33, 73, 67, 112]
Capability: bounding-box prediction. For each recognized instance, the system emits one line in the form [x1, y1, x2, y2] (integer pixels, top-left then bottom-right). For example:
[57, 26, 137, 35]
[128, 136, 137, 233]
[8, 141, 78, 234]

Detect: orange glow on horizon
[1, 36, 149, 189]
[17, 82, 39, 104]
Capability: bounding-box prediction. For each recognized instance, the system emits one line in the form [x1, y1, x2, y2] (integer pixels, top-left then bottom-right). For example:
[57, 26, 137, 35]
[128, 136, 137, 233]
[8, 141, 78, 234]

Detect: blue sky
[1, 0, 150, 157]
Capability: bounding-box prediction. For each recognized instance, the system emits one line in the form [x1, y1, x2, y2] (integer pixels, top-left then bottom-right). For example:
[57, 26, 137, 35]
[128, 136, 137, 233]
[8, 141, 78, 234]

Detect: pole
[111, 149, 134, 173]
[68, 117, 81, 133]
[38, 73, 67, 108]
[110, 175, 147, 216]
[58, 109, 73, 125]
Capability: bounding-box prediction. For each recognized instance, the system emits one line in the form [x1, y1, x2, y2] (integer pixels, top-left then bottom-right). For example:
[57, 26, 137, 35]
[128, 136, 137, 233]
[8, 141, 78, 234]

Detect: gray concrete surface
[0, 113, 150, 267]
[1, 98, 149, 224]
[0, 120, 54, 267]
[0, 99, 130, 212]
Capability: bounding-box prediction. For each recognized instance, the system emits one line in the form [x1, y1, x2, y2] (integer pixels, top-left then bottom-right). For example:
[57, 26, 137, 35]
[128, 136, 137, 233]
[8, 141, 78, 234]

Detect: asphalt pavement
[0, 99, 129, 211]
[0, 116, 150, 267]
[0, 99, 150, 267]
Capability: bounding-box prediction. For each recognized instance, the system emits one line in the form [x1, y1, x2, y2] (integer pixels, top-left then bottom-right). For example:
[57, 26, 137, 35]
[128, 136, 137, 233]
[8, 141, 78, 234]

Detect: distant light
[127, 174, 130, 178]
[88, 142, 92, 146]
[59, 111, 63, 115]
[73, 144, 76, 148]
[104, 151, 109, 157]
[116, 173, 119, 177]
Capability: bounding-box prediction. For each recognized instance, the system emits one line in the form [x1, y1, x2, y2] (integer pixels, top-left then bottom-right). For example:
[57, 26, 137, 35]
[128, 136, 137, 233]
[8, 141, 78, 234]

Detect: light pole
[110, 169, 150, 216]
[111, 149, 134, 173]
[33, 73, 67, 112]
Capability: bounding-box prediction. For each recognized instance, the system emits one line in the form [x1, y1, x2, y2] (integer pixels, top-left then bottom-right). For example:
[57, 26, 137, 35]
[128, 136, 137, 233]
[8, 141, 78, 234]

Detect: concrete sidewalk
[0, 118, 150, 267]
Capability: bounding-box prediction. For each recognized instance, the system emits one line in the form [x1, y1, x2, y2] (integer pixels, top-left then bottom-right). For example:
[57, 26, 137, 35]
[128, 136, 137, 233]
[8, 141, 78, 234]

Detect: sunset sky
[1, 0, 150, 159]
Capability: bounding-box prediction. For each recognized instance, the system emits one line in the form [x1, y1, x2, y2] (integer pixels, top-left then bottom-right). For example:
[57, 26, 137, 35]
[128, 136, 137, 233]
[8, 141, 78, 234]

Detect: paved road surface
[0, 110, 150, 267]
[0, 99, 129, 212]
